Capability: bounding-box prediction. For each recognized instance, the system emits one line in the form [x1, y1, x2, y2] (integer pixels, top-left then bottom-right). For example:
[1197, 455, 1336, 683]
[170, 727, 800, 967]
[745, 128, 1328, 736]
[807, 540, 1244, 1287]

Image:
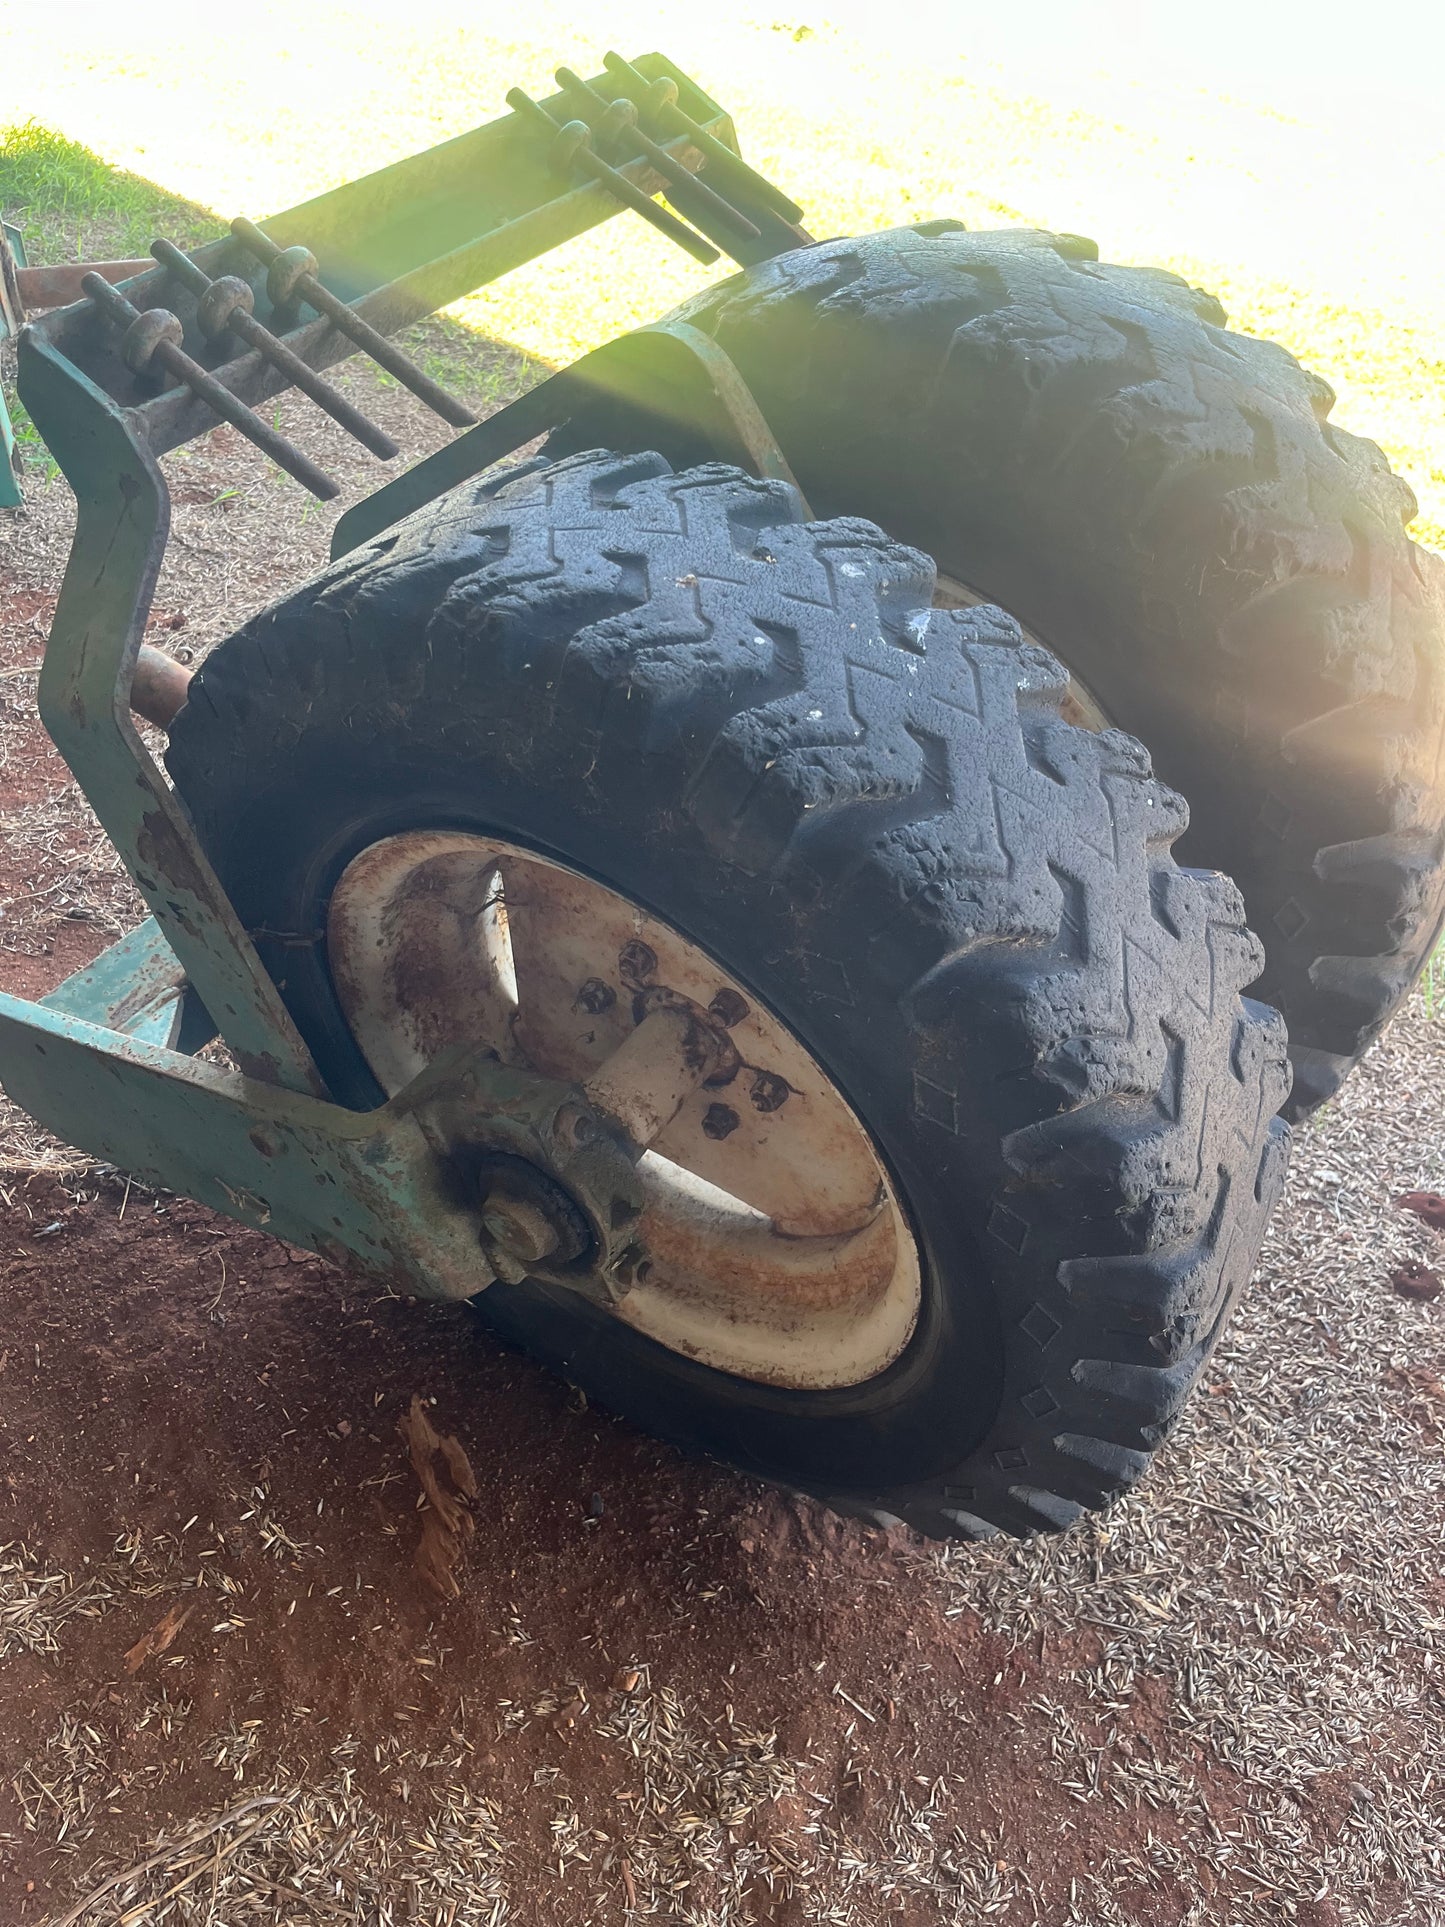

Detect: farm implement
[2, 53, 1441, 1539]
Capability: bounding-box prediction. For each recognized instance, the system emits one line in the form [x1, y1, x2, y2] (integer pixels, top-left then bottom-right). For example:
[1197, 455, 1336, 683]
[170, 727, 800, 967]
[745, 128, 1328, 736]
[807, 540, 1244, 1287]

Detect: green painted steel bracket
[42, 916, 188, 1047]
[0, 971, 648, 1305]
[0, 988, 491, 1298]
[1, 220, 26, 510]
[18, 328, 328, 1093]
[332, 319, 808, 557]
[40, 915, 217, 1052]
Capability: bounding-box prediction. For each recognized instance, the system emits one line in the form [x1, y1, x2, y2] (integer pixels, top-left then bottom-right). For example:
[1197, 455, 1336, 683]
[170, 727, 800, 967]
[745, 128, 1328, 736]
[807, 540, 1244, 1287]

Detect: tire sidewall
[216, 731, 1004, 1505]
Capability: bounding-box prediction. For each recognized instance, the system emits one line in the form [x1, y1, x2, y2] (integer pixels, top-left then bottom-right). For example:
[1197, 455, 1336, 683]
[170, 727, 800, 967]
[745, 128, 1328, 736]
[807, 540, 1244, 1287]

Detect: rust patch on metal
[130, 643, 193, 729]
[16, 257, 153, 310]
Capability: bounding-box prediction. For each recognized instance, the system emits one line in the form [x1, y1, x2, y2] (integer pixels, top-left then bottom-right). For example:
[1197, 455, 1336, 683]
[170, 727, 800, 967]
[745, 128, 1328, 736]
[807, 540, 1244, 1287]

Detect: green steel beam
[0, 220, 25, 510]
[0, 989, 490, 1299]
[17, 330, 327, 1093]
[40, 916, 188, 1047]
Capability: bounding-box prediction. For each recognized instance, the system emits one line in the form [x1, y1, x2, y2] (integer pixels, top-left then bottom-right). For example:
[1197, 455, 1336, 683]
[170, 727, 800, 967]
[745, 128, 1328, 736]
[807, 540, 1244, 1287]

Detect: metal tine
[150, 239, 400, 460]
[81, 272, 339, 500]
[505, 88, 719, 267]
[553, 67, 761, 241]
[229, 218, 477, 429]
[601, 53, 807, 225]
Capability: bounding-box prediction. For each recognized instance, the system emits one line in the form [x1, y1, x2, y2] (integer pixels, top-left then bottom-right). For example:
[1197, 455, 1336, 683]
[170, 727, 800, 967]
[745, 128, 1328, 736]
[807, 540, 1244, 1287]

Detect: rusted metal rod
[505, 88, 719, 267]
[130, 644, 194, 730]
[150, 239, 399, 460]
[81, 272, 340, 500]
[228, 217, 477, 429]
[553, 67, 761, 240]
[601, 52, 807, 225]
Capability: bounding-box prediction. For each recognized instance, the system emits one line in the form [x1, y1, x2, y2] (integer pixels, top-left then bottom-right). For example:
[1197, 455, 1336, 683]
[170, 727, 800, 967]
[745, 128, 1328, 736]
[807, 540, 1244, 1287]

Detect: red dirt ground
[0, 1166, 1220, 1925]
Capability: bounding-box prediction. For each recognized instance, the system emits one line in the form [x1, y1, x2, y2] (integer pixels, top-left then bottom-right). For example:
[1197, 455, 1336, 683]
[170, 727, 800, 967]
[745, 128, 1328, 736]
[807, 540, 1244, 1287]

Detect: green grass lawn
[3, 3, 1441, 547]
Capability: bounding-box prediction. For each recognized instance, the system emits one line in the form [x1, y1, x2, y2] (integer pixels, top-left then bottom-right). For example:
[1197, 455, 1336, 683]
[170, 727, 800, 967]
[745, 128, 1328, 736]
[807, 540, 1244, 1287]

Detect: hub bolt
[480, 1191, 561, 1265]
[750, 1070, 791, 1113]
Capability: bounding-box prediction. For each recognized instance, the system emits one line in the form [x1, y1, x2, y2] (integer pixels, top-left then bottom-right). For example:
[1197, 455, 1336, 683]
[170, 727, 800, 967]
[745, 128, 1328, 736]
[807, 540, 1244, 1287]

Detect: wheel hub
[327, 832, 923, 1390]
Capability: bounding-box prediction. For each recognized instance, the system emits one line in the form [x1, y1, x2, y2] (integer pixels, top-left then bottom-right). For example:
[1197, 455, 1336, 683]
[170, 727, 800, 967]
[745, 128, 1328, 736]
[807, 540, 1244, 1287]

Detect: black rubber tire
[649, 226, 1445, 1120]
[166, 450, 1290, 1540]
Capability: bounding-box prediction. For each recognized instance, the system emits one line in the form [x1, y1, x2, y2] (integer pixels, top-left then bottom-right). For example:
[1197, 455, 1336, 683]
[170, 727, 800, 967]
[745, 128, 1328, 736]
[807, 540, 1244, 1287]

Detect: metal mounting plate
[332, 320, 808, 557]
[0, 989, 492, 1299]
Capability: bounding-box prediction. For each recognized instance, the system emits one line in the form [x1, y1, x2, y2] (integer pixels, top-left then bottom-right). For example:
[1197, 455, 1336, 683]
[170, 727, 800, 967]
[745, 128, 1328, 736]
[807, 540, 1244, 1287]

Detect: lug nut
[702, 1103, 740, 1140]
[750, 1071, 791, 1113]
[576, 977, 616, 1014]
[618, 940, 657, 988]
[608, 1241, 653, 1292]
[708, 988, 750, 1028]
[556, 1103, 597, 1149]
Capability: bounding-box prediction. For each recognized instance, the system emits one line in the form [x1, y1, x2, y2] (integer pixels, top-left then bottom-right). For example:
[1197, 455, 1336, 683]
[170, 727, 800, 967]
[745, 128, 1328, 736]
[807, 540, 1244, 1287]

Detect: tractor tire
[654, 226, 1445, 1119]
[166, 450, 1289, 1540]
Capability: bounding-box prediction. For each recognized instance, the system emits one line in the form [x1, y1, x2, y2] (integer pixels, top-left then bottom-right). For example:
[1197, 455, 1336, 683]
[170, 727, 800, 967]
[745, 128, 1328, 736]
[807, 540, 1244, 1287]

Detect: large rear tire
[659, 226, 1445, 1118]
[166, 450, 1290, 1539]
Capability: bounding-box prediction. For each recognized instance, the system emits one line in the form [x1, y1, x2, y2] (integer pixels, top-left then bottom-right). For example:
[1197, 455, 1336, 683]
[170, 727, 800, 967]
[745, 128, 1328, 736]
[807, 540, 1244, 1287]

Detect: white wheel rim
[327, 832, 922, 1390]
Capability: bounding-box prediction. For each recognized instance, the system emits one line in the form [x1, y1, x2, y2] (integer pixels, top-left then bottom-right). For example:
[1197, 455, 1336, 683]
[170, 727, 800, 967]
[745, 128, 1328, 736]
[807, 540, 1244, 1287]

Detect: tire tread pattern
[663, 227, 1445, 1116]
[168, 451, 1290, 1538]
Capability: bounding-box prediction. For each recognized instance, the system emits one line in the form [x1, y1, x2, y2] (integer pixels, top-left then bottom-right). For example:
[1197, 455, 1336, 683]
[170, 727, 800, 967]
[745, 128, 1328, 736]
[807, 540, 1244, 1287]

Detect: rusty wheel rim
[327, 832, 923, 1390]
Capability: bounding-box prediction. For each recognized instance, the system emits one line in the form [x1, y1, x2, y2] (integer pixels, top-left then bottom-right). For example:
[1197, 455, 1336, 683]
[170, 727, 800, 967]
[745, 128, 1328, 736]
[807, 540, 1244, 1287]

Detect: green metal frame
[0, 995, 491, 1296]
[0, 55, 810, 1298]
[21, 333, 328, 1091]
[0, 220, 27, 509]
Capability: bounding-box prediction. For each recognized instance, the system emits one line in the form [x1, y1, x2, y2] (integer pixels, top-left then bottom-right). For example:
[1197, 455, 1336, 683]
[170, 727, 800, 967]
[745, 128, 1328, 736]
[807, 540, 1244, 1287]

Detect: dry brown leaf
[414, 1511, 465, 1601]
[123, 1602, 193, 1675]
[399, 1395, 478, 1599]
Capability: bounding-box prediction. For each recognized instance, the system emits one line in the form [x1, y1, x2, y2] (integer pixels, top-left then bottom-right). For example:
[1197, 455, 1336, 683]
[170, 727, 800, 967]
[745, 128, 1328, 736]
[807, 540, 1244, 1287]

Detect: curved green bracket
[332, 320, 809, 558]
[17, 330, 325, 1093]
